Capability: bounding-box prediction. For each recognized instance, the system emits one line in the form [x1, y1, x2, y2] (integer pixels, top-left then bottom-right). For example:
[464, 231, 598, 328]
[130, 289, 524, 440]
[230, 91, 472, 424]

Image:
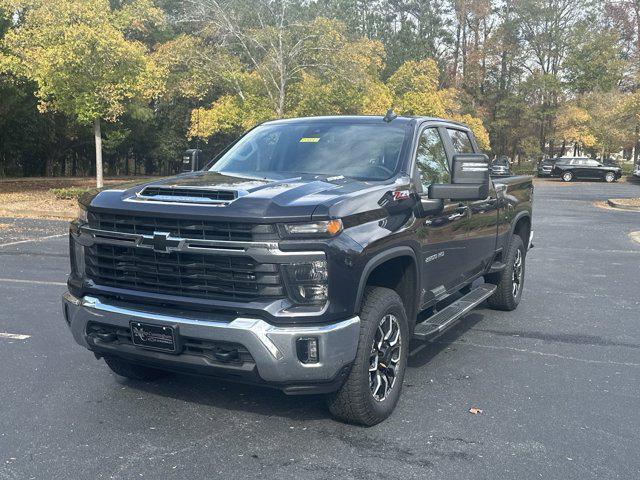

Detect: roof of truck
[263, 115, 470, 129]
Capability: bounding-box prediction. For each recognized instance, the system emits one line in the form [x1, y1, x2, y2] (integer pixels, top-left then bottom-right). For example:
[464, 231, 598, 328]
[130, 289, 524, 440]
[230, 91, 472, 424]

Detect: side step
[413, 283, 496, 341]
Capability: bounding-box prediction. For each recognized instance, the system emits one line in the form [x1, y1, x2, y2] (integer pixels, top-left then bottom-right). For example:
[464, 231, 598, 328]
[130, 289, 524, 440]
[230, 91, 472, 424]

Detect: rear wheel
[562, 171, 573, 182]
[327, 287, 409, 426]
[604, 172, 616, 183]
[486, 235, 525, 311]
[104, 355, 169, 381]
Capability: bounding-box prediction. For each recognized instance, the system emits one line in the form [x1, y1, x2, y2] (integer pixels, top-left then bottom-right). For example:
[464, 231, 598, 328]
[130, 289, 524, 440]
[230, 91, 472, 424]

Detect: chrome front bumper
[62, 292, 360, 386]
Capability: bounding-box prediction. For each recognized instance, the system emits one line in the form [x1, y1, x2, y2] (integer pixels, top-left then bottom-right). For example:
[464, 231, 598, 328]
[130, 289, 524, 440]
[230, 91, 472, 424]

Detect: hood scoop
[136, 186, 239, 205]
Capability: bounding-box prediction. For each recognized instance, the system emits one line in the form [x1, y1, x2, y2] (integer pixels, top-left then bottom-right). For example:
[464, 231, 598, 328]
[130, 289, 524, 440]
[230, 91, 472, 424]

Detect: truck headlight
[282, 261, 328, 305]
[281, 219, 342, 238]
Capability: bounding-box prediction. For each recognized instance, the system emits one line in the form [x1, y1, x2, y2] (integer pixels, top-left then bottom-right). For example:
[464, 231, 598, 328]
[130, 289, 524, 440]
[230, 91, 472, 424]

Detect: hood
[84, 171, 387, 223]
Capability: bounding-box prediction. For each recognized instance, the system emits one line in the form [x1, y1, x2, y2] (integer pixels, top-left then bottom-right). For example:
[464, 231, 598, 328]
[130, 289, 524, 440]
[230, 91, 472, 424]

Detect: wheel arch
[509, 212, 531, 251]
[355, 247, 419, 324]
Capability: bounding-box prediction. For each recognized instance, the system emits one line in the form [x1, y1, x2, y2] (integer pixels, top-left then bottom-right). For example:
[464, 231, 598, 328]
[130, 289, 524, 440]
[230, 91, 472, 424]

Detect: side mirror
[429, 153, 490, 201]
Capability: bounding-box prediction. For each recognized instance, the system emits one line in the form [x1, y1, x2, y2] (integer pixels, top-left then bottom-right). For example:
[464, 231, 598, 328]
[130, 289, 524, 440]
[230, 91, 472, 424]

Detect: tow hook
[214, 349, 239, 363]
[95, 332, 117, 343]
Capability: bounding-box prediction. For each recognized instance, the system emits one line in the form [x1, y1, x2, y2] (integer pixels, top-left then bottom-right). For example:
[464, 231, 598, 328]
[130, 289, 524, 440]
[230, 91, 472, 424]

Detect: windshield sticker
[299, 137, 320, 143]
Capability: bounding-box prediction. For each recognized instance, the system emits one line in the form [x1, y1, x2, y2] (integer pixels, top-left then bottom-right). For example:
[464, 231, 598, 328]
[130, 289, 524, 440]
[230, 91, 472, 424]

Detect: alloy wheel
[369, 314, 402, 402]
[512, 248, 523, 297]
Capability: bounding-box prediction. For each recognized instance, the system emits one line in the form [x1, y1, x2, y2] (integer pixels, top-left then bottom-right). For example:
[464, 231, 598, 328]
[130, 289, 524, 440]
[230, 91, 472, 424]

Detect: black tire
[562, 171, 573, 182]
[327, 287, 409, 426]
[103, 355, 169, 381]
[486, 235, 525, 311]
[604, 172, 615, 183]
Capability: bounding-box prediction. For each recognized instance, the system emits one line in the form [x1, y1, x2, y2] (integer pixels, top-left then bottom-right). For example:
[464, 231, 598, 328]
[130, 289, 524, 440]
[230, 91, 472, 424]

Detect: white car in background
[634, 163, 640, 178]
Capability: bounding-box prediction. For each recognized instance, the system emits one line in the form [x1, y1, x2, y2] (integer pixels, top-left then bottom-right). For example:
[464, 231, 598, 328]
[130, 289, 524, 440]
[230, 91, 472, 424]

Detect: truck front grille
[85, 244, 284, 302]
[88, 212, 278, 242]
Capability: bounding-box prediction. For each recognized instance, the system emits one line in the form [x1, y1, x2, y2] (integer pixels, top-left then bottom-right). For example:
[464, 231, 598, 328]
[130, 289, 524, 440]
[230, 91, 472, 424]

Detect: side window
[447, 128, 474, 153]
[415, 128, 450, 191]
[586, 159, 599, 167]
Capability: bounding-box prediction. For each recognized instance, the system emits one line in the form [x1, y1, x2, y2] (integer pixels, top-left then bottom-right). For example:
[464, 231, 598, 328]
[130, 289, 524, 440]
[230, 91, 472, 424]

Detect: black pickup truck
[62, 115, 533, 425]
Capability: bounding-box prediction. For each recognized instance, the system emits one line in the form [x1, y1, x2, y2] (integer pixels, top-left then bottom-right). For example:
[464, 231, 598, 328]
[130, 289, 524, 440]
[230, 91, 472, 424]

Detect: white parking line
[0, 278, 67, 286]
[0, 332, 31, 340]
[0, 233, 66, 248]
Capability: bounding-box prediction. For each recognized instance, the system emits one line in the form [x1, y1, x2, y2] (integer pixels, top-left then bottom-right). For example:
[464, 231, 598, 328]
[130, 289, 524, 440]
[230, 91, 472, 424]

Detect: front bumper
[62, 292, 360, 394]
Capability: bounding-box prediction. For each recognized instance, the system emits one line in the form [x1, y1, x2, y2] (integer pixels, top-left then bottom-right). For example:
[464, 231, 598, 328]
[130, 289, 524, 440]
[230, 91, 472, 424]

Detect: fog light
[296, 337, 319, 364]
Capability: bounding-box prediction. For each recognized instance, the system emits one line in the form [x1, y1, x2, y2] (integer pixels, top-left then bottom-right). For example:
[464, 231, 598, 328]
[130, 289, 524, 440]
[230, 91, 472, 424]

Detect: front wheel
[327, 287, 409, 426]
[562, 171, 573, 182]
[604, 172, 616, 183]
[486, 235, 525, 311]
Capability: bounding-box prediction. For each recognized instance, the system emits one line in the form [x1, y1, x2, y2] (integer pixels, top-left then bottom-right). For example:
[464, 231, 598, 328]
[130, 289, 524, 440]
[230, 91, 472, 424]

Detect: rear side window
[447, 129, 474, 153]
[415, 128, 450, 190]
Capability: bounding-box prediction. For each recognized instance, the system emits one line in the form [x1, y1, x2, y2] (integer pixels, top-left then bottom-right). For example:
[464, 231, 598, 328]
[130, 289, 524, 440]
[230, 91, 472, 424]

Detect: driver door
[414, 127, 469, 306]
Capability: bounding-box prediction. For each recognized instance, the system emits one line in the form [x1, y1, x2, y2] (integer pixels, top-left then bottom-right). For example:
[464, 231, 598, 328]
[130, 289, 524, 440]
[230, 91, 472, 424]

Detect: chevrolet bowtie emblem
[137, 231, 183, 253]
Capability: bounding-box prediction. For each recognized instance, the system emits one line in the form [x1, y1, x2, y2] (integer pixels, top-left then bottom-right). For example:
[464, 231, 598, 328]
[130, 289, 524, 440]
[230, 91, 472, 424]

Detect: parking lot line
[0, 278, 67, 286]
[0, 233, 66, 248]
[0, 332, 31, 340]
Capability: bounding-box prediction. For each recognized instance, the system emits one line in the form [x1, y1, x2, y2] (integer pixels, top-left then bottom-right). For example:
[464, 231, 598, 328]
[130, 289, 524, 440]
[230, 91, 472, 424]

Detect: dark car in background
[537, 158, 556, 177]
[490, 156, 511, 177]
[553, 157, 622, 183]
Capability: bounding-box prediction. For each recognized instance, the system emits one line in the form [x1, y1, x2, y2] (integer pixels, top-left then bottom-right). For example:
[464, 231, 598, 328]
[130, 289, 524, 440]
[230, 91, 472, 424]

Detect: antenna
[383, 109, 397, 123]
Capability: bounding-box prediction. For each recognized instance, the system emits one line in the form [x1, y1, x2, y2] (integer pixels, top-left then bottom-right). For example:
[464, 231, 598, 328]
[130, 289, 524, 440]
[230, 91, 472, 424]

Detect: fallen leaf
[469, 407, 483, 415]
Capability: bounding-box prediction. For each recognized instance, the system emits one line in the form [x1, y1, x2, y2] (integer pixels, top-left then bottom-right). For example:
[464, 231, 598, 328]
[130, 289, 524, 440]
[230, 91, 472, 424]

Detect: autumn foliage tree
[0, 0, 165, 186]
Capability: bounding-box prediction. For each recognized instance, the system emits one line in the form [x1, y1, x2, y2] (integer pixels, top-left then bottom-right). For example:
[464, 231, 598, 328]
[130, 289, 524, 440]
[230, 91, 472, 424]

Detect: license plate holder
[130, 321, 177, 353]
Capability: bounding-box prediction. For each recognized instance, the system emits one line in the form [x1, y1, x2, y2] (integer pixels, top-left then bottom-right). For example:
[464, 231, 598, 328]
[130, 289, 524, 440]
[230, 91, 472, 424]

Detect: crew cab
[62, 115, 533, 425]
[553, 157, 622, 182]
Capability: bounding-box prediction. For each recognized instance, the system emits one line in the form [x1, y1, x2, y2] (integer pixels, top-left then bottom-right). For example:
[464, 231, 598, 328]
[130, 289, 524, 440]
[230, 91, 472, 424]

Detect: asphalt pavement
[1, 178, 639, 480]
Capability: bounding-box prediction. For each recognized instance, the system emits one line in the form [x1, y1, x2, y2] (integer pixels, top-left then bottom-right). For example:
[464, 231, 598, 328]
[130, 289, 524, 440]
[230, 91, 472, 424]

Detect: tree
[554, 104, 595, 155]
[0, 0, 165, 187]
[564, 28, 625, 93]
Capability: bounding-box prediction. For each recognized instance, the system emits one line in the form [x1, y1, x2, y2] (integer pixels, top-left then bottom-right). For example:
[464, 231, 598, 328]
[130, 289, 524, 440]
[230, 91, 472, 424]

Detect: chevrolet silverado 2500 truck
[62, 115, 533, 426]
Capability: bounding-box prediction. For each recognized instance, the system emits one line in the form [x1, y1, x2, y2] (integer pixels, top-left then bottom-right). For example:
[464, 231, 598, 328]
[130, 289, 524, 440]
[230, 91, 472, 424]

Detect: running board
[413, 283, 496, 341]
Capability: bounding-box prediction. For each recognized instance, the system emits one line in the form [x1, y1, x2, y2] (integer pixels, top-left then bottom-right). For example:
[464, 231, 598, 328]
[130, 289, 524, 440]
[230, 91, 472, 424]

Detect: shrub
[50, 187, 89, 200]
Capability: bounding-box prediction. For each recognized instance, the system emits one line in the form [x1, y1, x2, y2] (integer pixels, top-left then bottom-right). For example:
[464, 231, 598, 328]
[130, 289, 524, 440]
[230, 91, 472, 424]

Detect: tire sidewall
[357, 293, 409, 422]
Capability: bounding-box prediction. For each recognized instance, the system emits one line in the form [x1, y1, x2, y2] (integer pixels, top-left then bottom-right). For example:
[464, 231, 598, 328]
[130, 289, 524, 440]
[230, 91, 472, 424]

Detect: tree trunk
[94, 118, 103, 188]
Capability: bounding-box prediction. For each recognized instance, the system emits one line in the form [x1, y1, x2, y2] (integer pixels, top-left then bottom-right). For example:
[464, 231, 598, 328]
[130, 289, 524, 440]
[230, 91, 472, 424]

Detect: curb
[607, 199, 640, 212]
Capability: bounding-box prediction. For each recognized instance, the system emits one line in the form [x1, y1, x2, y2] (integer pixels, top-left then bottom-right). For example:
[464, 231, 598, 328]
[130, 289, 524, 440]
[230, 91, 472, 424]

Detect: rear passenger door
[444, 127, 499, 279]
[584, 159, 603, 179]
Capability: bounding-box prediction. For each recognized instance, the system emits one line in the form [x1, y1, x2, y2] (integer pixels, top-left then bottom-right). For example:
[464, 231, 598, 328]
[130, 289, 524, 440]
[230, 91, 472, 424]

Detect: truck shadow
[117, 371, 332, 421]
[408, 311, 486, 369]
[113, 311, 487, 422]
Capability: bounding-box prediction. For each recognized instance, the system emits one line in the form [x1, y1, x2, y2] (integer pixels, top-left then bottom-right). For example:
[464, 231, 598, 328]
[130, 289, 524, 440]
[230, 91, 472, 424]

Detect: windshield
[210, 122, 408, 181]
